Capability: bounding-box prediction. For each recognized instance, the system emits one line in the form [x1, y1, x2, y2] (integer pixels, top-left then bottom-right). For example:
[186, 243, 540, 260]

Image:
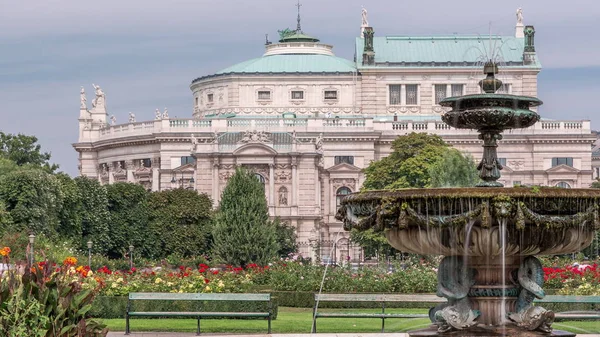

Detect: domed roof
[215, 54, 356, 75]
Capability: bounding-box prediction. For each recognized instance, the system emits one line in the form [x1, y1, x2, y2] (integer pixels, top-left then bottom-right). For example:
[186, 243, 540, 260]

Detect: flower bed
[544, 263, 600, 295]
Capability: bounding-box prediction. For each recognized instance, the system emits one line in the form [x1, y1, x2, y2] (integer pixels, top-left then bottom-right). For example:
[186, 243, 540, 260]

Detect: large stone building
[74, 9, 595, 262]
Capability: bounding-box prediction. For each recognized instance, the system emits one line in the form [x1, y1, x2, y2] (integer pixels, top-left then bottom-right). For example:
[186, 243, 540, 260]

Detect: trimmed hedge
[90, 296, 279, 319]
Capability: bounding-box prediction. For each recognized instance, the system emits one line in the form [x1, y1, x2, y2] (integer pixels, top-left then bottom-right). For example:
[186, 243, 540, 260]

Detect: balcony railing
[93, 117, 592, 142]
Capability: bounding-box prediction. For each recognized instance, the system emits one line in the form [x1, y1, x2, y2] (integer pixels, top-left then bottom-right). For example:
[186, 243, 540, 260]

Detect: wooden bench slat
[316, 313, 428, 318]
[128, 292, 270, 301]
[314, 293, 444, 303]
[129, 311, 269, 317]
[536, 295, 600, 303]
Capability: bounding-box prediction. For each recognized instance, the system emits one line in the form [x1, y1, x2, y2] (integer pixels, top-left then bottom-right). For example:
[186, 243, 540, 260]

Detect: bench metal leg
[125, 313, 130, 335]
[197, 317, 201, 336]
[268, 314, 272, 334]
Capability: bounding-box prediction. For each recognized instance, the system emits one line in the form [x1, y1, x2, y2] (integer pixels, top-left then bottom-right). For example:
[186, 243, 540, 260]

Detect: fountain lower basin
[336, 187, 600, 334]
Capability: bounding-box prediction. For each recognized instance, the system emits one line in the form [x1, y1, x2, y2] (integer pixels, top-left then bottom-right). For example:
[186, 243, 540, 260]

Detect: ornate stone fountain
[336, 63, 600, 336]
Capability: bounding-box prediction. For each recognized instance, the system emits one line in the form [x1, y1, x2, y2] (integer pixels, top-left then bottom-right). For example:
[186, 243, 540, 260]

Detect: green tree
[0, 170, 63, 236]
[212, 168, 279, 267]
[429, 150, 479, 187]
[0, 132, 58, 172]
[55, 173, 82, 240]
[75, 177, 112, 255]
[105, 182, 151, 259]
[349, 228, 397, 260]
[362, 133, 448, 190]
[148, 188, 213, 258]
[273, 218, 298, 258]
[591, 179, 600, 188]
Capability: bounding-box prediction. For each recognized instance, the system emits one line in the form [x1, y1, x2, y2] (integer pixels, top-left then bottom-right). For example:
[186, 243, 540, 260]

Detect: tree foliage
[273, 218, 298, 258]
[75, 177, 111, 255]
[0, 170, 63, 236]
[105, 183, 151, 259]
[0, 132, 58, 172]
[362, 133, 449, 190]
[212, 168, 278, 267]
[429, 150, 479, 187]
[148, 188, 213, 258]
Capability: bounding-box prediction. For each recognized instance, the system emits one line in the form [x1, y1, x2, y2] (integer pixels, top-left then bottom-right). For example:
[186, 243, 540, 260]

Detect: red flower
[204, 278, 210, 284]
[211, 270, 219, 275]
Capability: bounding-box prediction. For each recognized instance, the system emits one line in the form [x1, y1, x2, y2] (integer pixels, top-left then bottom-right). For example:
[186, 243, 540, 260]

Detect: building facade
[74, 10, 596, 262]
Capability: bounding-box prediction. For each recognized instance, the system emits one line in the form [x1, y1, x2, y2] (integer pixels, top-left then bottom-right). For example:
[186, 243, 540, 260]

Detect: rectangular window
[334, 156, 355, 165]
[552, 157, 573, 167]
[451, 84, 464, 97]
[498, 158, 507, 166]
[257, 91, 271, 100]
[291, 90, 304, 100]
[434, 84, 447, 104]
[207, 93, 214, 103]
[389, 85, 401, 105]
[405, 84, 418, 105]
[142, 158, 152, 168]
[180, 156, 196, 166]
[324, 90, 338, 100]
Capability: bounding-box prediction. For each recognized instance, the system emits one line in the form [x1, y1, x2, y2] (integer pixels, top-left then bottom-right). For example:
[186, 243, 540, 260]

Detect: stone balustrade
[92, 117, 591, 142]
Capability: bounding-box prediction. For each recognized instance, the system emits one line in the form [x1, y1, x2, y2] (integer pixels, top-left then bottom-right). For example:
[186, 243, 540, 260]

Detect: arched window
[555, 181, 571, 188]
[254, 173, 266, 185]
[336, 187, 352, 208]
[278, 186, 288, 206]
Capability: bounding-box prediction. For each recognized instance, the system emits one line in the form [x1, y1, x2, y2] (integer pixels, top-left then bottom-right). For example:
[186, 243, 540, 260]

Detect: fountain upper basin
[336, 187, 600, 256]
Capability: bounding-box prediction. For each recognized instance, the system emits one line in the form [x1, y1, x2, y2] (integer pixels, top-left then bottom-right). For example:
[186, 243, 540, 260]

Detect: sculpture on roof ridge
[155, 109, 161, 120]
[92, 84, 105, 108]
[278, 28, 296, 40]
[361, 6, 369, 27]
[516, 8, 524, 25]
[239, 130, 271, 144]
[80, 86, 87, 109]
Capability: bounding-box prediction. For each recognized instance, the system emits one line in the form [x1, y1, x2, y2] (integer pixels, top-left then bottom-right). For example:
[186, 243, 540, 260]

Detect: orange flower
[63, 257, 77, 266]
[0, 247, 10, 256]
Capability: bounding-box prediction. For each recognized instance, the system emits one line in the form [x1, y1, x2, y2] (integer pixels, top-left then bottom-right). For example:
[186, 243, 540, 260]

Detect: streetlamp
[87, 240, 93, 267]
[129, 245, 134, 270]
[28, 234, 35, 266]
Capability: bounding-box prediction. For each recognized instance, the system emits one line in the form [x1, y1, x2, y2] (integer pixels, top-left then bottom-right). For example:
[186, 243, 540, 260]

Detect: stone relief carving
[219, 171, 234, 182]
[508, 160, 525, 171]
[315, 133, 324, 154]
[332, 178, 356, 191]
[387, 106, 421, 114]
[239, 130, 271, 143]
[275, 170, 292, 183]
[112, 162, 127, 181]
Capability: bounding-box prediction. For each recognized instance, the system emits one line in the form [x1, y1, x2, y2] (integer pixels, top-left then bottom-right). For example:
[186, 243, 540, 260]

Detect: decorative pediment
[332, 178, 356, 191]
[326, 162, 362, 173]
[238, 130, 271, 144]
[172, 162, 196, 172]
[133, 166, 152, 181]
[233, 143, 277, 156]
[545, 164, 580, 174]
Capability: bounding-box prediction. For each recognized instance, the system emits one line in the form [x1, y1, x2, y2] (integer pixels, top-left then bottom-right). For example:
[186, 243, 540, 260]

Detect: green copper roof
[355, 36, 541, 68]
[215, 54, 356, 75]
[279, 33, 320, 43]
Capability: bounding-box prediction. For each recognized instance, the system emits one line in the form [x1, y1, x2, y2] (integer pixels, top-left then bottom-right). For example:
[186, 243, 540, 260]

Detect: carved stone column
[108, 166, 114, 184]
[314, 164, 321, 213]
[269, 163, 275, 207]
[291, 157, 298, 216]
[212, 157, 220, 206]
[126, 160, 135, 183]
[323, 174, 330, 216]
[151, 156, 160, 191]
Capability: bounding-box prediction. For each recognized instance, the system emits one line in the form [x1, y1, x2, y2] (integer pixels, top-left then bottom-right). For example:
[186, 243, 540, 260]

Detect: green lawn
[101, 307, 600, 334]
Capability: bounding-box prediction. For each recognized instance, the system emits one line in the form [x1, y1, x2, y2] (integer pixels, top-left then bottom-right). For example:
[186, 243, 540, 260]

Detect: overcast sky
[1, 0, 599, 176]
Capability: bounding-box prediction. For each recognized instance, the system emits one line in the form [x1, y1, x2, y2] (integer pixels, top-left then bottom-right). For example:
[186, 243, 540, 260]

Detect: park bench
[311, 294, 600, 333]
[126, 292, 273, 335]
[312, 293, 444, 332]
[536, 295, 600, 321]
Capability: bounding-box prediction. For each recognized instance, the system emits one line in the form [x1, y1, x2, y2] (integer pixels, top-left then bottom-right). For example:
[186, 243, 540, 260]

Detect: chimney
[362, 27, 375, 66]
[523, 25, 536, 65]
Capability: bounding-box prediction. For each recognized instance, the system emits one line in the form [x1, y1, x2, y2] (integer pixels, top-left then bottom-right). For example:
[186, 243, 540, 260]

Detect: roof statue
[162, 107, 169, 119]
[516, 8, 524, 25]
[278, 28, 296, 40]
[80, 86, 87, 109]
[155, 109, 161, 120]
[361, 6, 369, 27]
[92, 83, 105, 108]
[128, 112, 136, 123]
[110, 115, 116, 125]
[295, 0, 302, 32]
